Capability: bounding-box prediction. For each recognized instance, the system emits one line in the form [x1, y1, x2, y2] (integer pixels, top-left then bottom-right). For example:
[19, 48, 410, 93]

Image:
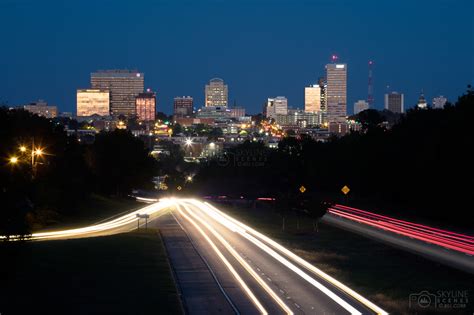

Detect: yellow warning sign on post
[299, 185, 306, 193]
[341, 185, 350, 195]
[177, 186, 182, 191]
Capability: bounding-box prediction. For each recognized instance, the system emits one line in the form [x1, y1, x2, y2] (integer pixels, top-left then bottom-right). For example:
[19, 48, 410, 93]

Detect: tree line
[192, 87, 474, 227]
[0, 108, 157, 238]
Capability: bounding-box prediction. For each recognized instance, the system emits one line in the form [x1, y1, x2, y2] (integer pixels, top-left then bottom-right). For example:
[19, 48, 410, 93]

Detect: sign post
[341, 185, 350, 204]
[136, 213, 150, 229]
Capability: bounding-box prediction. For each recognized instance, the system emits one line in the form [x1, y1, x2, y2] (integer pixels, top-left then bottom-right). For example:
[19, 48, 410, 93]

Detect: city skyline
[0, 0, 472, 114]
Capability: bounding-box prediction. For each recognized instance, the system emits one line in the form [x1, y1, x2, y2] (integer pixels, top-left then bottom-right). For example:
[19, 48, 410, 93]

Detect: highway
[324, 204, 474, 274]
[2, 198, 388, 314]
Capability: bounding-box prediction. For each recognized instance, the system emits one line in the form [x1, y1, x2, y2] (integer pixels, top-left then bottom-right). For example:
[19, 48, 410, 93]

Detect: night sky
[1, 0, 472, 115]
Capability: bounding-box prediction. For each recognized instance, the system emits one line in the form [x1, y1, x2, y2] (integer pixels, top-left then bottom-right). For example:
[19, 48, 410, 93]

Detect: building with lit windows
[135, 91, 156, 121]
[305, 85, 321, 113]
[23, 100, 57, 118]
[353, 100, 369, 115]
[76, 89, 110, 117]
[326, 63, 347, 123]
[91, 70, 144, 117]
[384, 92, 404, 113]
[205, 78, 228, 107]
[275, 109, 321, 127]
[173, 96, 194, 118]
[266, 96, 288, 119]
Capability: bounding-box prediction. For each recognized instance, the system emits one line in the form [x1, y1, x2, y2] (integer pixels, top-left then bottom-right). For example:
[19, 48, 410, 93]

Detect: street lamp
[9, 156, 19, 164]
[35, 148, 43, 156]
[185, 138, 193, 146]
[20, 146, 27, 152]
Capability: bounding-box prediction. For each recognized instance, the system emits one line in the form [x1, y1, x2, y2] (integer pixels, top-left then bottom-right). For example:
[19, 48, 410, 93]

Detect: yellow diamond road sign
[341, 185, 350, 195]
[177, 186, 182, 191]
[299, 185, 306, 193]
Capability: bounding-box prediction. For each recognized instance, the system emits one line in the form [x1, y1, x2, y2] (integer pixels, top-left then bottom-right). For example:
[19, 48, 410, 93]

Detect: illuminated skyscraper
[205, 78, 228, 107]
[76, 89, 110, 117]
[326, 63, 347, 123]
[305, 85, 321, 113]
[174, 96, 194, 118]
[91, 70, 144, 117]
[384, 92, 404, 113]
[135, 90, 156, 121]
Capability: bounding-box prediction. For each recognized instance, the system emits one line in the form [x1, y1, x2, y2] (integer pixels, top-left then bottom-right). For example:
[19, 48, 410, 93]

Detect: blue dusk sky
[0, 0, 473, 114]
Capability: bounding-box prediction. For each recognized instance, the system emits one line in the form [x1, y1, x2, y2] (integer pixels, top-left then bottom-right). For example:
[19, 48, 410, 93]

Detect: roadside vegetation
[0, 230, 182, 315]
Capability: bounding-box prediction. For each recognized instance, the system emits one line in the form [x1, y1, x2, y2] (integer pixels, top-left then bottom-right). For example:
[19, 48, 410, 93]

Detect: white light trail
[184, 199, 362, 315]
[2, 199, 173, 241]
[177, 201, 293, 315]
[200, 201, 388, 315]
[176, 203, 269, 315]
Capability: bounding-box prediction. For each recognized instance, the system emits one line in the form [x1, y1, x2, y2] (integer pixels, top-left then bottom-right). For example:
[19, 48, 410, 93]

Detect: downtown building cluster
[16, 63, 450, 161]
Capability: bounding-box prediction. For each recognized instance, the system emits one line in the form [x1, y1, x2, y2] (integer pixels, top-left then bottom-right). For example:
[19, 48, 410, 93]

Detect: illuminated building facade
[76, 89, 110, 117]
[305, 85, 321, 113]
[135, 91, 156, 121]
[205, 78, 228, 107]
[91, 70, 144, 117]
[326, 63, 347, 123]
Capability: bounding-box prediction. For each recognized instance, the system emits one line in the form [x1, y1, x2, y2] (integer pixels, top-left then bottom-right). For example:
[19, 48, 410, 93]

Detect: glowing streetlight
[19, 146, 27, 152]
[186, 176, 193, 182]
[35, 148, 43, 156]
[9, 156, 19, 164]
[185, 138, 193, 146]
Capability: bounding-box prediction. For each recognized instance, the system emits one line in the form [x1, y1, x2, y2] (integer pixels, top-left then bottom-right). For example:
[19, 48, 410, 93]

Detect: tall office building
[319, 77, 327, 112]
[205, 78, 228, 107]
[76, 89, 110, 117]
[91, 70, 144, 117]
[305, 85, 321, 113]
[266, 96, 288, 118]
[23, 100, 57, 118]
[174, 96, 194, 118]
[432, 95, 447, 109]
[353, 100, 369, 115]
[326, 63, 347, 123]
[384, 92, 404, 113]
[135, 90, 156, 121]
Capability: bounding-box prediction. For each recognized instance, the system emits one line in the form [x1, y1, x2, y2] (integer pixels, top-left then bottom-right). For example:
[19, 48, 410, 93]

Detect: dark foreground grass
[218, 203, 474, 315]
[0, 230, 182, 315]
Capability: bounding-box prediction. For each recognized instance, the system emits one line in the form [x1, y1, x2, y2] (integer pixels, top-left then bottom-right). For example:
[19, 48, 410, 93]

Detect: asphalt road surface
[12, 198, 387, 314]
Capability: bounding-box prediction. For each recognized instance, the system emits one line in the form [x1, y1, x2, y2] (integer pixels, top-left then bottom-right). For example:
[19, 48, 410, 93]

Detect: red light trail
[328, 205, 474, 255]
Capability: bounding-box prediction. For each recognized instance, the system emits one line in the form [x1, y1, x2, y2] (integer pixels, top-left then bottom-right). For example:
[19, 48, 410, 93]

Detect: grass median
[0, 229, 182, 315]
[217, 202, 474, 314]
